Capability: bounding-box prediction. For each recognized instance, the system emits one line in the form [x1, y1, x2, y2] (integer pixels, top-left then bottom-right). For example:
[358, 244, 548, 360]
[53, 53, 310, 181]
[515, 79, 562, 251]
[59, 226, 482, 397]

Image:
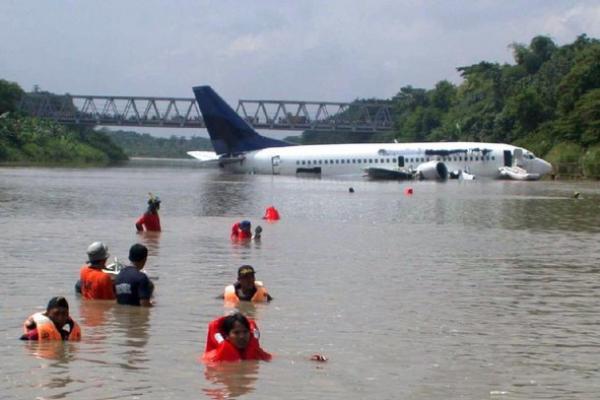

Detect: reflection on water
[112, 305, 151, 370]
[137, 231, 162, 257]
[23, 341, 78, 363]
[203, 361, 260, 399]
[2, 164, 600, 399]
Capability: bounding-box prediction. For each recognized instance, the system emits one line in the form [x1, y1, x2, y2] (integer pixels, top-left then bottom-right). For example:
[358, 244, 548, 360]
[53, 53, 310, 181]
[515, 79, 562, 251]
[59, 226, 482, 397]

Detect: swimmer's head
[221, 312, 251, 350]
[237, 265, 256, 290]
[239, 220, 251, 231]
[46, 296, 70, 329]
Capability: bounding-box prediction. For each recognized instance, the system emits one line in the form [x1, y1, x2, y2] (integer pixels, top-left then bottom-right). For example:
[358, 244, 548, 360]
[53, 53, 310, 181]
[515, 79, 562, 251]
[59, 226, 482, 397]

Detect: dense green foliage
[100, 129, 212, 158]
[0, 116, 127, 165]
[294, 35, 600, 177]
[0, 80, 127, 165]
[0, 79, 24, 115]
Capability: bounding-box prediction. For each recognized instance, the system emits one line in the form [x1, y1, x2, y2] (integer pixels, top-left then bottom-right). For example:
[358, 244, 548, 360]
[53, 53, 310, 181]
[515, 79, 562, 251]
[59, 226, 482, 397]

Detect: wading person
[230, 220, 262, 241]
[21, 296, 81, 341]
[202, 312, 271, 362]
[135, 194, 161, 232]
[79, 242, 116, 300]
[221, 265, 272, 307]
[115, 243, 154, 307]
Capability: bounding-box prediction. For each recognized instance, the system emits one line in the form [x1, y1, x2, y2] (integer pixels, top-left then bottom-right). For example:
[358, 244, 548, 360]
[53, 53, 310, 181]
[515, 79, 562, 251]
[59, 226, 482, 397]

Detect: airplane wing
[187, 151, 219, 161]
[187, 151, 246, 167]
[364, 167, 413, 180]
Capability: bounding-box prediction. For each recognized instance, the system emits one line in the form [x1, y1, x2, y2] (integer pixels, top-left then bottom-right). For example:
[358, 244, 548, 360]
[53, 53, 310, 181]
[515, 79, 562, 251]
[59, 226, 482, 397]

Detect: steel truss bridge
[18, 94, 394, 132]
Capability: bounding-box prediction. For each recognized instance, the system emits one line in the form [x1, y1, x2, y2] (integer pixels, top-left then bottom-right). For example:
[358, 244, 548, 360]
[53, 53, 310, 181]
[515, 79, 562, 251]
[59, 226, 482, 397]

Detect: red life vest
[262, 206, 280, 221]
[202, 316, 272, 363]
[230, 223, 252, 240]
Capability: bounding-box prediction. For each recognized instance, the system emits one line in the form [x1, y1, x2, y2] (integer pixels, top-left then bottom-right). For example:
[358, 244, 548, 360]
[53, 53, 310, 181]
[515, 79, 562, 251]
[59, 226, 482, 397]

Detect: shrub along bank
[0, 79, 127, 166]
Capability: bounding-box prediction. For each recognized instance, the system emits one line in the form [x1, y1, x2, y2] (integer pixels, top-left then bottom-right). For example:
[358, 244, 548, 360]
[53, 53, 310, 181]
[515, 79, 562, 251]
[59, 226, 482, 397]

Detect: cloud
[541, 3, 600, 40]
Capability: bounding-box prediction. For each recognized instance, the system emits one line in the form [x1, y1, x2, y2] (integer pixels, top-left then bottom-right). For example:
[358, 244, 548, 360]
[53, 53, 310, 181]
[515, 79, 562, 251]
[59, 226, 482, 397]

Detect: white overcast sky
[1, 1, 599, 105]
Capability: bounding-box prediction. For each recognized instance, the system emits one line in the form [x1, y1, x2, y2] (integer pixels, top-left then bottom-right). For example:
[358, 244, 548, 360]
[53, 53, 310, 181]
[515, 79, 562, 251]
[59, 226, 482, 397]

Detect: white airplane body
[189, 86, 552, 181]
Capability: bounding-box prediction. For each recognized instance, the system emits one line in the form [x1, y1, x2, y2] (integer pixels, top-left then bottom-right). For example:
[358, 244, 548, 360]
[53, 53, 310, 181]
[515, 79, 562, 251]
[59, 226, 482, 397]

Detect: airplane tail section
[193, 86, 294, 155]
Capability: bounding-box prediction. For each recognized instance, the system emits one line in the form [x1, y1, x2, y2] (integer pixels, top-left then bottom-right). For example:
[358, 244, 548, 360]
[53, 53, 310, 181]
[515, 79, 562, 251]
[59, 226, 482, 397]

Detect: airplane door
[503, 150, 512, 167]
[398, 156, 405, 167]
[513, 148, 524, 167]
[271, 155, 281, 175]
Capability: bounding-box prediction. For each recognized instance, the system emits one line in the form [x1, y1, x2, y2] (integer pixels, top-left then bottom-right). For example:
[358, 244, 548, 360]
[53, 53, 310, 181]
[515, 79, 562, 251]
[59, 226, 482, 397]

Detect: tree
[0, 79, 24, 114]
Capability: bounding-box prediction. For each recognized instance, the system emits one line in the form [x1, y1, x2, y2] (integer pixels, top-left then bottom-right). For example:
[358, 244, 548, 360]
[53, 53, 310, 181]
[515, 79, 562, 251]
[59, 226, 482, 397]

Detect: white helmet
[86, 241, 109, 262]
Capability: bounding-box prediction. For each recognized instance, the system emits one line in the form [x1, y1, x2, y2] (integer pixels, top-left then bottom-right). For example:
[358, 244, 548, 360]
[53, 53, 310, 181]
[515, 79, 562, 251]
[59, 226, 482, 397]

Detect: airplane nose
[538, 159, 553, 175]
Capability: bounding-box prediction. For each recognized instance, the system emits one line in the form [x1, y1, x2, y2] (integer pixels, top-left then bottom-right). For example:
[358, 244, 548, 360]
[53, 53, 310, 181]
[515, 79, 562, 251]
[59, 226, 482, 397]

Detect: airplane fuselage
[218, 142, 552, 179]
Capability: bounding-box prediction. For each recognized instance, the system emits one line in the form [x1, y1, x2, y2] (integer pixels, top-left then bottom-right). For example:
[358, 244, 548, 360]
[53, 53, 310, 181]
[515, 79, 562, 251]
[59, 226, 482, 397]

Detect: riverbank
[0, 115, 127, 165]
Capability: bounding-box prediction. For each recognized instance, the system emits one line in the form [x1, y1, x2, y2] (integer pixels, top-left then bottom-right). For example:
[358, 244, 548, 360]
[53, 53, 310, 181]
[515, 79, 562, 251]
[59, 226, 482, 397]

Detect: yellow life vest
[224, 281, 269, 307]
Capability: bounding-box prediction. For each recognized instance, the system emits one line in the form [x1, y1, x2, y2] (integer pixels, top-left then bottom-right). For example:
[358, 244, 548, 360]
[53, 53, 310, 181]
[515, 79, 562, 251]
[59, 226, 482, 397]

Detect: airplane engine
[415, 161, 448, 180]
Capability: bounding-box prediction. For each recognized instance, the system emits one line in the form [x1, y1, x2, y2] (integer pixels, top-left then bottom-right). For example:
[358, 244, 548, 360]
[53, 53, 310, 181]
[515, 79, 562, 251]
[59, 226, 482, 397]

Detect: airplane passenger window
[330, 160, 334, 163]
[296, 161, 299, 165]
[363, 159, 367, 163]
[369, 159, 373, 163]
[324, 160, 328, 164]
[302, 161, 306, 165]
[335, 160, 339, 164]
[393, 158, 397, 163]
[492, 156, 495, 160]
[459, 157, 462, 161]
[341, 160, 345, 164]
[308, 160, 311, 165]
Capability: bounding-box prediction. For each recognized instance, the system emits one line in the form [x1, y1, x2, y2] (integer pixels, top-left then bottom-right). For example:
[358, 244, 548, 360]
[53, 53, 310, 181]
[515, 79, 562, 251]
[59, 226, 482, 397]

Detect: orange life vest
[23, 312, 82, 341]
[202, 316, 272, 363]
[223, 281, 269, 307]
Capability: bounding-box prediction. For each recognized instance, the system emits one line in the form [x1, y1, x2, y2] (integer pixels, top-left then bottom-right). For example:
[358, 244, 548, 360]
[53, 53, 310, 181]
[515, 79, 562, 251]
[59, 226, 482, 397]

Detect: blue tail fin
[193, 86, 293, 155]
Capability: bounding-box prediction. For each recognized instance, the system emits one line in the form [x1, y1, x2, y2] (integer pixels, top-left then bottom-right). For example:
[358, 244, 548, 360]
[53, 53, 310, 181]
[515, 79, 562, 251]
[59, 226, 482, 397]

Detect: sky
[1, 1, 599, 137]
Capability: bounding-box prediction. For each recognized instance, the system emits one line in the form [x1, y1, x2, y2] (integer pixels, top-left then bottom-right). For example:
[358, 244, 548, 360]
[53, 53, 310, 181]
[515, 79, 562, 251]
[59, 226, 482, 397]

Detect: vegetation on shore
[0, 79, 127, 166]
[100, 129, 212, 159]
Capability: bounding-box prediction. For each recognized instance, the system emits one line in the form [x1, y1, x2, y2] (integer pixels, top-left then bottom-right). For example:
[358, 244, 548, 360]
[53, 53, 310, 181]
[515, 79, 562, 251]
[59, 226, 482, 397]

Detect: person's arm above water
[20, 328, 39, 340]
[138, 274, 154, 307]
[135, 214, 146, 232]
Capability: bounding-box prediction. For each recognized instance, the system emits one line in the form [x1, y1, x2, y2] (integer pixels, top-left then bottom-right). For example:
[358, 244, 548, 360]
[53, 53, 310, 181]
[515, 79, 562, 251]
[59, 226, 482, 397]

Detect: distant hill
[100, 129, 213, 158]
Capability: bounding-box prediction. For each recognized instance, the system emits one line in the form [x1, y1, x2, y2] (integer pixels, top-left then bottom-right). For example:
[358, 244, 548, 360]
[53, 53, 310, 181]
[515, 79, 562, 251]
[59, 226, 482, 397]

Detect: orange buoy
[262, 206, 280, 221]
[404, 187, 413, 195]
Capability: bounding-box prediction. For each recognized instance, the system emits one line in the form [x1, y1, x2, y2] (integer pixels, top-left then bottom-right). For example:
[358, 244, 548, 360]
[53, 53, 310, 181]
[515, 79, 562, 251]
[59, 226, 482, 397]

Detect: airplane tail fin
[193, 86, 293, 155]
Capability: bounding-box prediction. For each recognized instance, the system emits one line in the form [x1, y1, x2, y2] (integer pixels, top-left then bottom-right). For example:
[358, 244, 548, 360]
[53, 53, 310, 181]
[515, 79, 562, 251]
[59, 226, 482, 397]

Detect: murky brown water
[2, 161, 600, 399]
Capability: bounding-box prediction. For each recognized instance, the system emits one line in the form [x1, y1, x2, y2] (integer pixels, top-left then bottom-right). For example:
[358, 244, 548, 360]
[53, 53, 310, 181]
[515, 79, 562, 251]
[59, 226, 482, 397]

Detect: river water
[1, 160, 600, 399]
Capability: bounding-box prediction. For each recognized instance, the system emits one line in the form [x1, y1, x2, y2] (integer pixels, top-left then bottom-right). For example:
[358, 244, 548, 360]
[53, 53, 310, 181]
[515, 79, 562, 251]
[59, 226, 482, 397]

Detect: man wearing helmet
[79, 241, 116, 300]
[135, 194, 161, 232]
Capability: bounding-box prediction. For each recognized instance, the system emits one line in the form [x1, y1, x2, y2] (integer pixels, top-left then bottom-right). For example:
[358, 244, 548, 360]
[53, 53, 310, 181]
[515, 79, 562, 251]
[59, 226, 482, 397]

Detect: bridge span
[18, 93, 394, 132]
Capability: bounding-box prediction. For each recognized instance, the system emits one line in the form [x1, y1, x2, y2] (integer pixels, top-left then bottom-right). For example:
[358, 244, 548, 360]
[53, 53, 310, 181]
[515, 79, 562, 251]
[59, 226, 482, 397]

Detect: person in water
[202, 312, 272, 362]
[230, 220, 262, 240]
[114, 243, 154, 307]
[221, 265, 272, 306]
[79, 241, 116, 300]
[136, 194, 161, 232]
[21, 296, 81, 341]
